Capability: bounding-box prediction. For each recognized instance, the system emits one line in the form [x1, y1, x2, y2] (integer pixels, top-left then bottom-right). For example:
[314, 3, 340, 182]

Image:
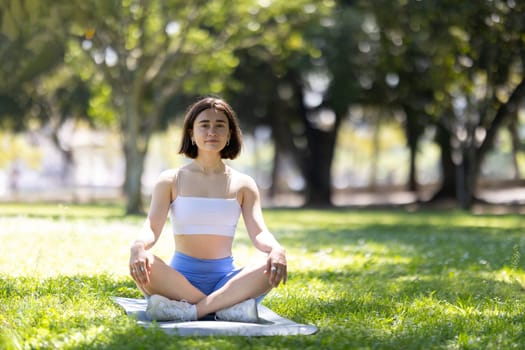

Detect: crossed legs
[136, 255, 273, 319]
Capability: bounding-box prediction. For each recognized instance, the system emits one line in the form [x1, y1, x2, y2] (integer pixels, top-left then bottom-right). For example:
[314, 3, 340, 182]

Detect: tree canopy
[1, 0, 524, 211]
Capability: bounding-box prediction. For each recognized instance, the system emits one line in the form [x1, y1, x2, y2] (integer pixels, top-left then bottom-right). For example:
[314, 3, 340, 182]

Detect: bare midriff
[174, 235, 234, 259]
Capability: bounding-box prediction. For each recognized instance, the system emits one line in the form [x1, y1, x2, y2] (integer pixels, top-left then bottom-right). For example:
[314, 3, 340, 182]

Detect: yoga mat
[112, 297, 318, 336]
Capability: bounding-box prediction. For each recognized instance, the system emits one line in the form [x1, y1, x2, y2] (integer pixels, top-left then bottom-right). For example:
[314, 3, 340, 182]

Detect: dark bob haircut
[178, 96, 243, 159]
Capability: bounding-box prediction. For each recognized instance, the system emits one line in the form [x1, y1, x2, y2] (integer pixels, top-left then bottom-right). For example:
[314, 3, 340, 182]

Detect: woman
[129, 96, 287, 322]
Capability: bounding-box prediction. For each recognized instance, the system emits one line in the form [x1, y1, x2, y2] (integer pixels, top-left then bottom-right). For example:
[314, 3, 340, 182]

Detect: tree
[57, 0, 340, 213]
[0, 0, 66, 130]
[354, 0, 525, 208]
[226, 1, 340, 207]
[428, 1, 525, 208]
[56, 1, 252, 213]
[1, 1, 95, 191]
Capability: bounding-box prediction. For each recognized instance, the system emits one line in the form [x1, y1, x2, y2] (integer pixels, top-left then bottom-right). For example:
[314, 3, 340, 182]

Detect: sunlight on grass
[0, 216, 135, 277]
[1, 204, 525, 349]
[0, 202, 125, 218]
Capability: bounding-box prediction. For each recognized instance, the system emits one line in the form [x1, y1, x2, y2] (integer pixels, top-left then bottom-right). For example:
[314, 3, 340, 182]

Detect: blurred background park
[1, 0, 524, 215]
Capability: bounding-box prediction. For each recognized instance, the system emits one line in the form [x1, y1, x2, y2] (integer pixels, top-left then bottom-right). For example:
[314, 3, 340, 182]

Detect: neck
[193, 157, 225, 174]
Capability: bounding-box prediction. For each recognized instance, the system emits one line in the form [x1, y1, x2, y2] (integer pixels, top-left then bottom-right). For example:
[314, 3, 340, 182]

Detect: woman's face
[191, 108, 231, 153]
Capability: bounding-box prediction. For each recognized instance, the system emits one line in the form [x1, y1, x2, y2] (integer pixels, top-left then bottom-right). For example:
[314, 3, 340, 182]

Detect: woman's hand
[129, 241, 154, 287]
[265, 246, 287, 287]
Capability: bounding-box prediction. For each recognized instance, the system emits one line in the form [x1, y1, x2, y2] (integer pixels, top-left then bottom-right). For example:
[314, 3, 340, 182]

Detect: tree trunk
[457, 137, 478, 209]
[466, 76, 525, 205]
[123, 143, 146, 214]
[431, 122, 457, 201]
[508, 117, 521, 180]
[476, 77, 525, 185]
[431, 78, 525, 207]
[121, 93, 148, 215]
[369, 114, 380, 190]
[289, 74, 340, 207]
[477, 77, 525, 162]
[304, 126, 339, 206]
[403, 105, 423, 193]
[267, 99, 299, 198]
[407, 141, 417, 192]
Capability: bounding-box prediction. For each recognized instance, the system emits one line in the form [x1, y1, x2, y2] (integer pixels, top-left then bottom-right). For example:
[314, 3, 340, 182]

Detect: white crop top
[170, 196, 242, 237]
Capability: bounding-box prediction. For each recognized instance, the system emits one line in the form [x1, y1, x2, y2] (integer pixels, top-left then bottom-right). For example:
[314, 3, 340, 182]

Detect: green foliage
[0, 1, 67, 87]
[1, 0, 525, 208]
[1, 204, 525, 349]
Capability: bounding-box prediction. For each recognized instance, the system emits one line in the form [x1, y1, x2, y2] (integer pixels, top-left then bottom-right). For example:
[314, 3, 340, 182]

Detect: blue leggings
[169, 251, 266, 303]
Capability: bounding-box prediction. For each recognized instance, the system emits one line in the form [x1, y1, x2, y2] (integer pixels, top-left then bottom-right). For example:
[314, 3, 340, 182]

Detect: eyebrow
[197, 119, 227, 124]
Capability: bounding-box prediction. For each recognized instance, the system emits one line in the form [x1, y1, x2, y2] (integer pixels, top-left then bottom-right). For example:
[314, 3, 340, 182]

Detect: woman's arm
[241, 174, 287, 287]
[129, 169, 176, 285]
[131, 170, 175, 247]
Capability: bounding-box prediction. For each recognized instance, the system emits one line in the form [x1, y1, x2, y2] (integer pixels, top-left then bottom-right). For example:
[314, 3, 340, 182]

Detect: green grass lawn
[1, 203, 524, 349]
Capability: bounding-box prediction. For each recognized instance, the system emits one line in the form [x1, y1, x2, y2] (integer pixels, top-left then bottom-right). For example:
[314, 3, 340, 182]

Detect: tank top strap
[225, 170, 231, 198]
[175, 169, 186, 197]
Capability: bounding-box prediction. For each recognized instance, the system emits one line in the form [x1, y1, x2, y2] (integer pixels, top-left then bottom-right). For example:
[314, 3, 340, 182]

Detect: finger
[130, 264, 146, 285]
[130, 268, 143, 285]
[136, 265, 147, 284]
[274, 272, 280, 285]
[270, 265, 279, 284]
[139, 274, 148, 285]
[278, 266, 287, 286]
[137, 270, 147, 285]
[265, 258, 272, 274]
[271, 266, 283, 287]
[268, 265, 276, 284]
[145, 258, 154, 283]
[141, 264, 150, 284]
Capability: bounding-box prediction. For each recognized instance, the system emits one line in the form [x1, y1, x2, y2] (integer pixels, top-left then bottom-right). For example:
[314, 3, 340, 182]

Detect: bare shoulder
[152, 168, 180, 202]
[228, 166, 259, 201]
[157, 168, 178, 184]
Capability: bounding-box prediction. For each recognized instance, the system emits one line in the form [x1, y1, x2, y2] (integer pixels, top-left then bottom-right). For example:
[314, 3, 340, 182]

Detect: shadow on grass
[3, 267, 524, 349]
[3, 208, 525, 349]
[99, 270, 524, 349]
[278, 220, 525, 271]
[106, 214, 523, 348]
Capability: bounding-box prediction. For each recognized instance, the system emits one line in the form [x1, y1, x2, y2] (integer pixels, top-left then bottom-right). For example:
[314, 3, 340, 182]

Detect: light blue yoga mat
[112, 297, 318, 336]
